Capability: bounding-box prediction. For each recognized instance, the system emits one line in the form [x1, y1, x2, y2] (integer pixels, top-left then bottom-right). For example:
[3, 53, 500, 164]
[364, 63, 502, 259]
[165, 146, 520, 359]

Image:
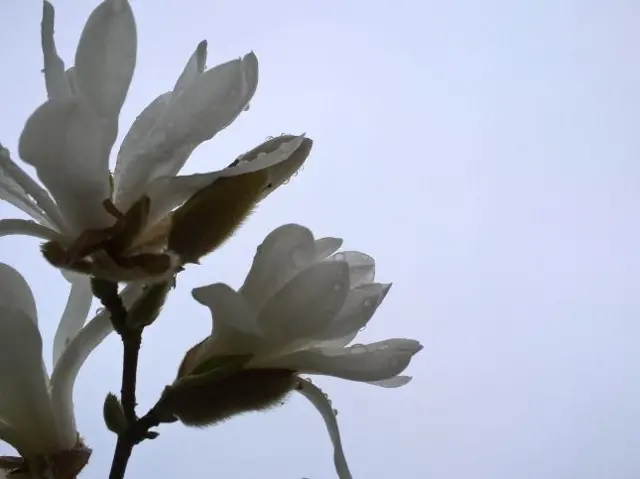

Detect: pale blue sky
[1, 1, 639, 478]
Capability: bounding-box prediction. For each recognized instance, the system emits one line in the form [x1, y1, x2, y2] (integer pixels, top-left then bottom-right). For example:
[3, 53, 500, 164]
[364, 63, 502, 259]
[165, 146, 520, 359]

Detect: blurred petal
[0, 265, 60, 455]
[258, 261, 350, 344]
[327, 251, 375, 287]
[296, 379, 352, 479]
[74, 0, 136, 120]
[18, 98, 111, 233]
[367, 376, 413, 388]
[268, 339, 423, 382]
[0, 219, 60, 241]
[41, 1, 71, 99]
[240, 224, 316, 311]
[0, 263, 37, 322]
[50, 284, 143, 447]
[314, 237, 343, 261]
[315, 283, 392, 345]
[53, 273, 93, 368]
[144, 136, 307, 226]
[0, 147, 65, 231]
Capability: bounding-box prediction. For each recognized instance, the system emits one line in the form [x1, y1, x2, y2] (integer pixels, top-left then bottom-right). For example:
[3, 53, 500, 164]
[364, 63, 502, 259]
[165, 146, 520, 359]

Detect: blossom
[165, 224, 423, 478]
[0, 262, 142, 477]
[1, 0, 310, 282]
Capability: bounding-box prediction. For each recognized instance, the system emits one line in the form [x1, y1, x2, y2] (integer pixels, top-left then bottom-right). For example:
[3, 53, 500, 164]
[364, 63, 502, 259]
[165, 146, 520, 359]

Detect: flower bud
[168, 168, 269, 264]
[125, 280, 172, 328]
[165, 368, 297, 427]
[230, 134, 313, 198]
[103, 393, 127, 434]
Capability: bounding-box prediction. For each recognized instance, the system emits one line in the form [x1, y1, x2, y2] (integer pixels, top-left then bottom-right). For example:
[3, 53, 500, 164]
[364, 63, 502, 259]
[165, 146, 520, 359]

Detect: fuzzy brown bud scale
[164, 369, 297, 427]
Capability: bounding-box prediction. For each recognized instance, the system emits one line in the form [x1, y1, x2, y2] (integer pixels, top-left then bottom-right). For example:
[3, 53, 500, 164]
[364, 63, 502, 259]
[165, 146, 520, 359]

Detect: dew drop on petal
[333, 409, 339, 416]
[363, 298, 373, 308]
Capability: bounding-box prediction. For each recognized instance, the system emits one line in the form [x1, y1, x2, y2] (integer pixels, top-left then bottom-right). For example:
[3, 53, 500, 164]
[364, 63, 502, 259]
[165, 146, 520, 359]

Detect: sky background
[1, 1, 640, 478]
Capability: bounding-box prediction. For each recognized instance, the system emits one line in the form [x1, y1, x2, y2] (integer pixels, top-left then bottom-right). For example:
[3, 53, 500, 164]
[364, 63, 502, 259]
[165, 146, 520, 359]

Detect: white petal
[66, 66, 79, 95]
[52, 273, 93, 368]
[315, 237, 343, 261]
[162, 52, 257, 146]
[315, 283, 392, 345]
[171, 40, 207, 100]
[0, 147, 66, 231]
[258, 261, 350, 345]
[0, 306, 60, 455]
[144, 136, 307, 226]
[50, 284, 143, 447]
[367, 376, 413, 388]
[0, 263, 37, 322]
[192, 283, 260, 336]
[113, 92, 172, 208]
[18, 98, 111, 234]
[296, 379, 352, 479]
[268, 339, 423, 382]
[327, 251, 375, 287]
[0, 219, 61, 242]
[74, 0, 136, 120]
[41, 1, 71, 100]
[240, 224, 316, 312]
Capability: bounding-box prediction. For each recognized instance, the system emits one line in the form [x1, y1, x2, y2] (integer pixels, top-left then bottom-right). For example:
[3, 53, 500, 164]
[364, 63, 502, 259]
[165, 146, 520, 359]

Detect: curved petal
[296, 379, 352, 479]
[266, 339, 423, 383]
[314, 283, 392, 345]
[144, 136, 307, 226]
[0, 219, 61, 242]
[367, 376, 413, 388]
[18, 98, 111, 234]
[192, 283, 260, 336]
[0, 147, 65, 231]
[327, 251, 375, 287]
[113, 92, 172, 207]
[50, 284, 143, 447]
[0, 306, 60, 456]
[258, 261, 350, 345]
[315, 237, 343, 261]
[74, 0, 136, 121]
[240, 224, 316, 311]
[41, 1, 71, 100]
[0, 263, 37, 322]
[53, 273, 93, 368]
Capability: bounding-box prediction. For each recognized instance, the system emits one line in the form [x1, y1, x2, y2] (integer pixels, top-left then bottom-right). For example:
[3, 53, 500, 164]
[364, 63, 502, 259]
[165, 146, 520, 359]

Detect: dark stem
[91, 279, 176, 479]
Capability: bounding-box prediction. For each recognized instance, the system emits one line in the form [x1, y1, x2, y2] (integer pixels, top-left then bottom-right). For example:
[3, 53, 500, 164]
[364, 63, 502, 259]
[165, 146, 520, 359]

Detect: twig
[91, 279, 176, 479]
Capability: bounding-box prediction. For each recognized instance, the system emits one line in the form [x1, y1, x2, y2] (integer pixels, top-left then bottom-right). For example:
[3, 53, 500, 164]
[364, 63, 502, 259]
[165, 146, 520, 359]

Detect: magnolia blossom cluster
[0, 0, 422, 477]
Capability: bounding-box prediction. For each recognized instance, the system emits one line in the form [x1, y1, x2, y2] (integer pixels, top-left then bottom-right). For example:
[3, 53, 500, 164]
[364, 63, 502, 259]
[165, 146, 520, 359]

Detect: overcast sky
[1, 1, 639, 478]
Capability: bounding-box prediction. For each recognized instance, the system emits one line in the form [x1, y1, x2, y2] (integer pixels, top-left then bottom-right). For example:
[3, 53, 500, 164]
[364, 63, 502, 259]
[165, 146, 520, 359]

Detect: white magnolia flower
[0, 263, 142, 477]
[169, 224, 423, 479]
[1, 0, 309, 281]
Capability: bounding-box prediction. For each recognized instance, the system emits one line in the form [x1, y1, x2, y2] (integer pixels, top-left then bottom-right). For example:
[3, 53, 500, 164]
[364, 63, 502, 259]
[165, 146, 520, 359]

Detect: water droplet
[350, 343, 367, 354]
[323, 392, 329, 398]
[363, 298, 373, 308]
[333, 409, 339, 416]
[333, 283, 343, 291]
[333, 253, 345, 261]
